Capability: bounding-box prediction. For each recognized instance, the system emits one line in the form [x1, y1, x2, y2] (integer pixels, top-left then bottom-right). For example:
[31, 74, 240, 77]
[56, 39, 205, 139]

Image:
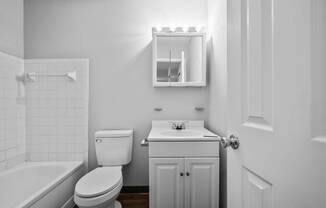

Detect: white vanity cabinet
[184, 158, 219, 208]
[149, 142, 219, 208]
[149, 158, 185, 208]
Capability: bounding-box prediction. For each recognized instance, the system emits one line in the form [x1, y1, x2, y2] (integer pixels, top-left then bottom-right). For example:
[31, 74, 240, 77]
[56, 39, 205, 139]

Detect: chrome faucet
[171, 122, 186, 130]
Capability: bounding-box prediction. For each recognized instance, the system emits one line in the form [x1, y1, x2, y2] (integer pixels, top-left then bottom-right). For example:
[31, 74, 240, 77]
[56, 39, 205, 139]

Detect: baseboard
[61, 196, 75, 208]
[121, 186, 149, 193]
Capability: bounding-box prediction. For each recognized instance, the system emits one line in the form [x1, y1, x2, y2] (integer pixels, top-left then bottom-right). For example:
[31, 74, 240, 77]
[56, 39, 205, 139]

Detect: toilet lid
[75, 166, 122, 198]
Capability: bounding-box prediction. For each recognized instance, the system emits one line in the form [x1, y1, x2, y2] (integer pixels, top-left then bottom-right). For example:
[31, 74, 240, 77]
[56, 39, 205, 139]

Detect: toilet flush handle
[95, 138, 102, 143]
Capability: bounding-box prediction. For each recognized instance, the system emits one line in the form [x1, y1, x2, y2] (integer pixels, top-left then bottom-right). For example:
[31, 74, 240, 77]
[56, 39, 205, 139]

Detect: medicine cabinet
[152, 30, 206, 87]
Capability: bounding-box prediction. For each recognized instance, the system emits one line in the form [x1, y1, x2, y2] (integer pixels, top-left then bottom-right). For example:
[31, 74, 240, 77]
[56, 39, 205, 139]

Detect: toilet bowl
[74, 130, 133, 208]
[75, 166, 123, 208]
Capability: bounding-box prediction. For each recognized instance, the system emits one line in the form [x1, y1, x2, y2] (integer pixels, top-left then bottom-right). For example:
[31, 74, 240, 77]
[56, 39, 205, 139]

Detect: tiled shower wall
[24, 59, 89, 164]
[0, 52, 25, 171]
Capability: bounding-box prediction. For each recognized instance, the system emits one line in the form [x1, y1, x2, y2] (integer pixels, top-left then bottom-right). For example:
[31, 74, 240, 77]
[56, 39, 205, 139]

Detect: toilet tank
[95, 130, 133, 166]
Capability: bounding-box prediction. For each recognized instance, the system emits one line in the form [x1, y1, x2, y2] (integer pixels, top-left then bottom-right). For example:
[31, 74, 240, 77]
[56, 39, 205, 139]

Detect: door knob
[221, 135, 240, 150]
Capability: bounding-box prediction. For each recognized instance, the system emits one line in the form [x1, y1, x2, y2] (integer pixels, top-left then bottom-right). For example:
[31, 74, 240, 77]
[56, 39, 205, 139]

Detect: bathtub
[0, 161, 85, 208]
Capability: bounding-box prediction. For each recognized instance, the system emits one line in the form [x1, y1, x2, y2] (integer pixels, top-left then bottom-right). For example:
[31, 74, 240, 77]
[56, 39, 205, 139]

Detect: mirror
[153, 33, 206, 87]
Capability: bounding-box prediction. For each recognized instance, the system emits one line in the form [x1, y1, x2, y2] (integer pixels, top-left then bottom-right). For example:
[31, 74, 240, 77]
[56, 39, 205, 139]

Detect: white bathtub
[0, 161, 85, 208]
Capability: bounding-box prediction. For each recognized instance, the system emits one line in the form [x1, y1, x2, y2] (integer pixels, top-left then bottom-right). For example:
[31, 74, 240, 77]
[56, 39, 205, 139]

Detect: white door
[227, 0, 326, 208]
[185, 158, 219, 208]
[149, 158, 184, 208]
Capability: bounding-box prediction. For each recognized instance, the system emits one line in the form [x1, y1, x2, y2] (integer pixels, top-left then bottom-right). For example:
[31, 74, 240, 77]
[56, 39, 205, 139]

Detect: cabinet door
[185, 158, 219, 208]
[149, 158, 185, 208]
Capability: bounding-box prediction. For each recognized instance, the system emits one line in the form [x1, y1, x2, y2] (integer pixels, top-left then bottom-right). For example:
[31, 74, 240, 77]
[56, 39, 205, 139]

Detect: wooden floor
[118, 193, 149, 208]
[74, 193, 149, 208]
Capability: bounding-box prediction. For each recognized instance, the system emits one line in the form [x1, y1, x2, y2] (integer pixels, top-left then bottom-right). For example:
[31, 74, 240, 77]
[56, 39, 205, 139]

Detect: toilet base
[107, 201, 121, 208]
[114, 201, 122, 208]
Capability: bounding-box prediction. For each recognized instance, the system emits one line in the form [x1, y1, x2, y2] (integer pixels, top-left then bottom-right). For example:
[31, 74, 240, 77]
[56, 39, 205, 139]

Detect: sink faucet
[171, 122, 186, 130]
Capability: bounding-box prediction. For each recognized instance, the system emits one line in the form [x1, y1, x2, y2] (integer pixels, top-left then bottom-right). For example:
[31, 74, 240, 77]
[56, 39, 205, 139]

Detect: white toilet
[74, 130, 133, 208]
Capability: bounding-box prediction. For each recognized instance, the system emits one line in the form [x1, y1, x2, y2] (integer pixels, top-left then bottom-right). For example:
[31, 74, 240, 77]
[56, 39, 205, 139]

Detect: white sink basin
[147, 120, 220, 142]
[160, 130, 202, 137]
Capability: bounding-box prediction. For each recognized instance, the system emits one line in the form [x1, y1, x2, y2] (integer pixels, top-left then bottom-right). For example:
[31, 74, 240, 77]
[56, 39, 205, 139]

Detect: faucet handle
[169, 121, 188, 130]
[171, 123, 178, 130]
[172, 122, 186, 130]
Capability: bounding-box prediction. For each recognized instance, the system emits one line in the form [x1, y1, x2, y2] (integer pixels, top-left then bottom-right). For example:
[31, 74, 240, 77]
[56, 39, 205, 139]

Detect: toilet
[74, 130, 133, 208]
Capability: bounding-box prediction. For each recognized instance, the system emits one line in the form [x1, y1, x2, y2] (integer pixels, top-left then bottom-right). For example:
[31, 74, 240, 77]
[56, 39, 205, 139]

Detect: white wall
[207, 0, 227, 207]
[24, 0, 208, 185]
[24, 59, 89, 166]
[0, 0, 24, 57]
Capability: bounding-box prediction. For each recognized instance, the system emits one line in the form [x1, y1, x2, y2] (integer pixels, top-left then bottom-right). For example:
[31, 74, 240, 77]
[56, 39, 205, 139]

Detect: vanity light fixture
[152, 26, 203, 33]
[161, 27, 172, 32]
[174, 27, 184, 32]
[188, 27, 197, 32]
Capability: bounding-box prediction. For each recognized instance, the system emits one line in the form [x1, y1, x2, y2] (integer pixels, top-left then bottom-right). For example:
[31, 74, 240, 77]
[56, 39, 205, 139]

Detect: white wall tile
[25, 59, 89, 166]
[0, 52, 25, 171]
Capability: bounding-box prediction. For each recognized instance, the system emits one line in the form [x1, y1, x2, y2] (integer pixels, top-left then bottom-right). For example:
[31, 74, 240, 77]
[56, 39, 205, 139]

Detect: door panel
[241, 0, 274, 131]
[149, 158, 184, 208]
[227, 0, 326, 207]
[242, 168, 273, 208]
[311, 0, 326, 142]
[185, 158, 219, 208]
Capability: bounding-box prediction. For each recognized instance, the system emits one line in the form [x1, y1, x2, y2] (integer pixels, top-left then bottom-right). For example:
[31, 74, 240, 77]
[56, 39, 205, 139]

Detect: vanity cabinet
[147, 121, 220, 208]
[149, 155, 219, 208]
[149, 158, 185, 208]
[185, 158, 219, 208]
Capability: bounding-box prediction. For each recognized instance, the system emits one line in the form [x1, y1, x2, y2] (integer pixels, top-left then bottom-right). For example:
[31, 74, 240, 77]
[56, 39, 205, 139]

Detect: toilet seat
[74, 178, 123, 208]
[75, 166, 122, 198]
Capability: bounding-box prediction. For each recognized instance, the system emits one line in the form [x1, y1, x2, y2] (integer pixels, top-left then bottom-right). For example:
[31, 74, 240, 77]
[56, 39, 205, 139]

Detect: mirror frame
[152, 31, 206, 87]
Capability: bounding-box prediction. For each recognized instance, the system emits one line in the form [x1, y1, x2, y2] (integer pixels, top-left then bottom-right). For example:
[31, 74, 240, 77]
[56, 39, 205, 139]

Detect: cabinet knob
[180, 172, 184, 176]
[186, 172, 190, 176]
